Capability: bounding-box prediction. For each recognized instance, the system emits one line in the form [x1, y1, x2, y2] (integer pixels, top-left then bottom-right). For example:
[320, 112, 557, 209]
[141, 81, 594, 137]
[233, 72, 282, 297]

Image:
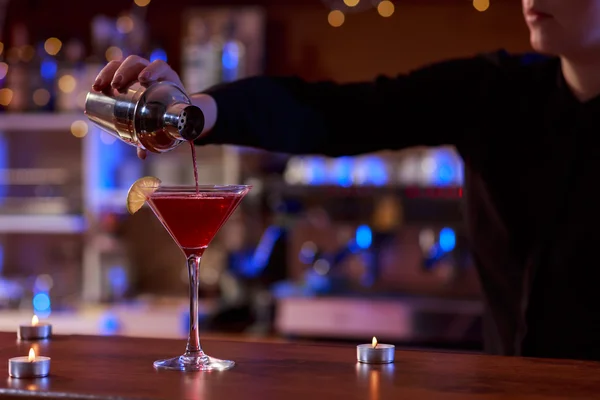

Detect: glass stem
[185, 254, 203, 356]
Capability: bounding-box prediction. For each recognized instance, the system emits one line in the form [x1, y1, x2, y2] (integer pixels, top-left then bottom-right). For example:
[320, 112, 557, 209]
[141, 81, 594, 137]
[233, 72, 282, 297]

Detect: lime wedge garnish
[126, 176, 161, 215]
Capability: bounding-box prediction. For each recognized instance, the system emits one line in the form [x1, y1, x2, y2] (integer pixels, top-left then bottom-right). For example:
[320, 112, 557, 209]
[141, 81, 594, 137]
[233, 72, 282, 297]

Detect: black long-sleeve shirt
[199, 50, 600, 361]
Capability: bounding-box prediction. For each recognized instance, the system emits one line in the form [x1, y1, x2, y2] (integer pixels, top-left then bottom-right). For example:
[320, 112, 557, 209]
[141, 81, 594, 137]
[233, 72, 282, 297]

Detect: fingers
[92, 55, 150, 91]
[111, 55, 150, 90]
[138, 60, 179, 86]
[93, 57, 183, 94]
[137, 148, 147, 160]
[93, 60, 121, 91]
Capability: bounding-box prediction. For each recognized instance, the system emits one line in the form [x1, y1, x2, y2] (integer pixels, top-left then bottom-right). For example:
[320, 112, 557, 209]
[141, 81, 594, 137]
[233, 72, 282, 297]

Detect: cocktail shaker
[84, 81, 205, 153]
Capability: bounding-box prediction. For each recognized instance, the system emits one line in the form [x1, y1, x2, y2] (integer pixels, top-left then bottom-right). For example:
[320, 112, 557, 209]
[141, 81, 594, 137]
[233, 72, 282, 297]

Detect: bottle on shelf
[181, 16, 220, 93]
[96, 212, 133, 303]
[219, 17, 246, 83]
[119, 11, 148, 58]
[4, 23, 32, 112]
[32, 39, 58, 112]
[82, 15, 113, 105]
[56, 39, 86, 112]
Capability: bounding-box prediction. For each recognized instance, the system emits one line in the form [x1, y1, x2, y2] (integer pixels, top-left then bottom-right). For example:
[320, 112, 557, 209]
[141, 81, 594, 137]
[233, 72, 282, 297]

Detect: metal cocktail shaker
[84, 81, 205, 153]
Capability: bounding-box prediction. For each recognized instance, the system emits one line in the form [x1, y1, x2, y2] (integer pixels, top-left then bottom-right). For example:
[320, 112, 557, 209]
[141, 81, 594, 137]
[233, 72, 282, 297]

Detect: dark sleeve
[197, 50, 515, 157]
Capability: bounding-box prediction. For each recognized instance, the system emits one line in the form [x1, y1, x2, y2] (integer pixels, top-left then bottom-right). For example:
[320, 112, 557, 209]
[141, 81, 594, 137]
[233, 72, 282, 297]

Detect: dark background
[4, 0, 530, 80]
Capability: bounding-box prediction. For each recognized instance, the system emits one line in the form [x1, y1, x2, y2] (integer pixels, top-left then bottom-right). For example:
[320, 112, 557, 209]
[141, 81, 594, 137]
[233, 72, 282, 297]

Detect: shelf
[0, 168, 69, 185]
[0, 299, 216, 338]
[0, 214, 86, 233]
[275, 296, 482, 342]
[0, 113, 87, 131]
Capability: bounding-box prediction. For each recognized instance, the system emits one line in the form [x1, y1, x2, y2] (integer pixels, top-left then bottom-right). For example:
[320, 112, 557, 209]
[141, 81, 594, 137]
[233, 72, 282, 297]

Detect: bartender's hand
[93, 56, 216, 160]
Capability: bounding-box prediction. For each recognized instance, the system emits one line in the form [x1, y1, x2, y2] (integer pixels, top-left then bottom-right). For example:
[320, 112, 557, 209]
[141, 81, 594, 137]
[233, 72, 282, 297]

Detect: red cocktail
[145, 184, 251, 371]
[149, 190, 245, 257]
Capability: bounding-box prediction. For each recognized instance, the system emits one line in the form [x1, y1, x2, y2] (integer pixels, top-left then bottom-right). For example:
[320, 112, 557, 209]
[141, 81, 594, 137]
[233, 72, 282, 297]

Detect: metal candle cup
[8, 348, 51, 378]
[18, 316, 52, 340]
[357, 337, 395, 364]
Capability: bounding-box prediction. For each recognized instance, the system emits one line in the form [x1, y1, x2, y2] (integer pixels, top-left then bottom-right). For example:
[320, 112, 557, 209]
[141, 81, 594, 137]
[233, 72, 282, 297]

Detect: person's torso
[459, 53, 600, 360]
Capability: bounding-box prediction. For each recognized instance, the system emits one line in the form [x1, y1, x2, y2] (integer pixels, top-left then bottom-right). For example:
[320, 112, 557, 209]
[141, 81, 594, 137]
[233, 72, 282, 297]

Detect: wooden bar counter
[1, 332, 600, 399]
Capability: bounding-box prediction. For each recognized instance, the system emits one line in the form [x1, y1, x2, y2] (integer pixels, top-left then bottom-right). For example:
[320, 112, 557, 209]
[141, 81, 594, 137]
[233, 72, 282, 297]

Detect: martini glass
[147, 184, 251, 371]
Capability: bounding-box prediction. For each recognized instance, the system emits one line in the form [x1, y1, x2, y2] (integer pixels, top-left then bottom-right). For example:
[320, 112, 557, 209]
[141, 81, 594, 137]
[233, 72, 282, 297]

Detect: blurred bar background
[0, 0, 527, 351]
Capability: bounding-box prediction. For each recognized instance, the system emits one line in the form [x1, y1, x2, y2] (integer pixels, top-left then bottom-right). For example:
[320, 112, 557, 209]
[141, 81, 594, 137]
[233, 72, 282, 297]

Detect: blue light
[245, 225, 282, 277]
[363, 156, 388, 186]
[306, 157, 328, 185]
[149, 48, 167, 63]
[40, 59, 57, 80]
[423, 243, 445, 269]
[222, 42, 241, 82]
[222, 42, 240, 70]
[331, 157, 353, 187]
[437, 164, 454, 184]
[305, 269, 332, 293]
[430, 149, 457, 186]
[356, 225, 372, 249]
[99, 312, 121, 335]
[33, 292, 51, 315]
[439, 227, 456, 252]
[0, 245, 4, 275]
[108, 266, 127, 297]
[92, 125, 129, 190]
[271, 281, 314, 298]
[181, 311, 189, 335]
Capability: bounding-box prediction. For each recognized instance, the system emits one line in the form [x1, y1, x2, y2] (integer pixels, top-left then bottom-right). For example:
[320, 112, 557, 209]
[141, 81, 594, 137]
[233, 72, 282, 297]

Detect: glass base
[153, 354, 235, 372]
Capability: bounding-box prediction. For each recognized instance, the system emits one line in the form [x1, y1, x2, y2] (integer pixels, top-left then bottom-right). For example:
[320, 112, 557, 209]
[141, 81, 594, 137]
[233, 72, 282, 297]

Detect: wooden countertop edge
[0, 388, 145, 400]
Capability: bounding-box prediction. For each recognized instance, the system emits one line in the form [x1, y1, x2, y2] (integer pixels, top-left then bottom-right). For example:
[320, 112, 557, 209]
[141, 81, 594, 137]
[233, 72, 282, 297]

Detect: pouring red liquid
[189, 141, 199, 192]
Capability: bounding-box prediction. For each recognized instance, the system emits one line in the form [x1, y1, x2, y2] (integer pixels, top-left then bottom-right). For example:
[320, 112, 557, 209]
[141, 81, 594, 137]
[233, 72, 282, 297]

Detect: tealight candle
[357, 337, 395, 364]
[18, 315, 52, 341]
[8, 348, 51, 378]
